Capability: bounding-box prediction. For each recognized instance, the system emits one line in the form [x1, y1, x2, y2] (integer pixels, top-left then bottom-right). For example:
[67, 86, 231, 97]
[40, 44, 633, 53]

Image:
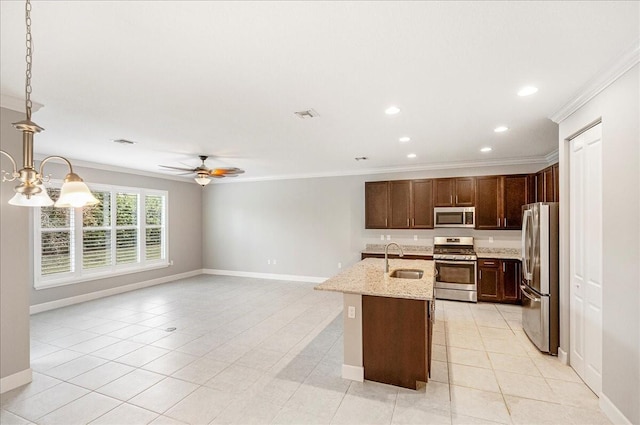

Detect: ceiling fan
[159, 155, 245, 186]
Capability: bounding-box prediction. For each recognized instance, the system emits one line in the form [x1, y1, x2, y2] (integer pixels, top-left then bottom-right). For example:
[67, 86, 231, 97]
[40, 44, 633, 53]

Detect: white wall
[202, 163, 545, 279]
[558, 64, 639, 424]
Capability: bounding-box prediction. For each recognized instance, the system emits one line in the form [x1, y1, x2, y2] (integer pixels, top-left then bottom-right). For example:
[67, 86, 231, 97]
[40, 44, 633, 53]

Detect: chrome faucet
[384, 242, 404, 273]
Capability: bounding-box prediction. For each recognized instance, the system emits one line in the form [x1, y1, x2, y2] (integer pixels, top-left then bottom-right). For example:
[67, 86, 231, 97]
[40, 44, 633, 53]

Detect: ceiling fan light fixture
[195, 176, 211, 186]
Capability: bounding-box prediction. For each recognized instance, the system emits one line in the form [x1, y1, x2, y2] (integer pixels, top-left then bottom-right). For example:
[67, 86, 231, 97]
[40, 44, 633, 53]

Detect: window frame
[33, 181, 169, 290]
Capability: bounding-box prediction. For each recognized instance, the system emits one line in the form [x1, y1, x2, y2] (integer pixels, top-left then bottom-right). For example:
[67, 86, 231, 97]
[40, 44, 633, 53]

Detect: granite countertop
[361, 244, 433, 256]
[314, 258, 434, 301]
[475, 248, 522, 260]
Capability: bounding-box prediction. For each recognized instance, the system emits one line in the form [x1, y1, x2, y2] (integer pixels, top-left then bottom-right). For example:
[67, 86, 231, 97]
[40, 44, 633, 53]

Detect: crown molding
[0, 94, 44, 113]
[32, 153, 193, 183]
[218, 155, 551, 184]
[550, 39, 639, 123]
[545, 150, 559, 165]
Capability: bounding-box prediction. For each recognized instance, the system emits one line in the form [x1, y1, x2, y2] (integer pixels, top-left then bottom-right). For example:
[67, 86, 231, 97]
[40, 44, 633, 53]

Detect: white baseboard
[600, 392, 632, 425]
[342, 364, 364, 382]
[202, 269, 328, 284]
[0, 368, 32, 394]
[30, 270, 203, 314]
[557, 347, 568, 364]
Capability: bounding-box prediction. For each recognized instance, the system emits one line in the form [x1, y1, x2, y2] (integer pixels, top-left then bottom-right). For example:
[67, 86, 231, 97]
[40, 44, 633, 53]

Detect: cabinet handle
[504, 218, 507, 227]
[407, 218, 410, 227]
[503, 263, 505, 272]
[497, 217, 499, 226]
[456, 195, 458, 204]
[484, 261, 495, 265]
[450, 195, 453, 204]
[479, 270, 482, 279]
[385, 218, 388, 227]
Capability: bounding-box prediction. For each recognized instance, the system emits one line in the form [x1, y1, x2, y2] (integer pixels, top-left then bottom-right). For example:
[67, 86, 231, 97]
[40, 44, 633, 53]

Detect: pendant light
[0, 0, 98, 208]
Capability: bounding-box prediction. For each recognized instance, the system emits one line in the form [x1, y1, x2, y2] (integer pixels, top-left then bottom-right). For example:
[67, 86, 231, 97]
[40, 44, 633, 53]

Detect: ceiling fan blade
[210, 168, 245, 176]
[159, 165, 197, 172]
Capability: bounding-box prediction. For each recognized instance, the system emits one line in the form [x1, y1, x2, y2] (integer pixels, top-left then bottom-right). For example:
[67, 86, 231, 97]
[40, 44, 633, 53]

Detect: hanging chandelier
[0, 0, 98, 208]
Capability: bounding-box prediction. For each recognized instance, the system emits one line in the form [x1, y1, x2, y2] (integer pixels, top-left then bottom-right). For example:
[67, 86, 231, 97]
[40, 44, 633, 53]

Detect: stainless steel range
[433, 236, 478, 302]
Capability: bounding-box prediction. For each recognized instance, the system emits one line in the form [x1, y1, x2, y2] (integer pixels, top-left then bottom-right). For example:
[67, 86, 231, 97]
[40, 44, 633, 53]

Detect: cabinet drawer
[479, 259, 499, 267]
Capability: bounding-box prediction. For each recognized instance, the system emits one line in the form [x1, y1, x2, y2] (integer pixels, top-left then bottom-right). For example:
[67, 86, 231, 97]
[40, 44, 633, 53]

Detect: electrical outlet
[348, 306, 356, 319]
[169, 260, 174, 266]
[414, 235, 418, 241]
[267, 259, 271, 265]
[273, 259, 277, 265]
[380, 235, 385, 240]
[489, 237, 494, 243]
[386, 235, 391, 240]
[338, 262, 342, 269]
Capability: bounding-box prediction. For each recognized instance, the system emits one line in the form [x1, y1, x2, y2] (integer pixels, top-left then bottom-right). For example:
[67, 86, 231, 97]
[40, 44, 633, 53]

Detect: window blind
[40, 189, 74, 276]
[116, 193, 138, 265]
[83, 191, 112, 269]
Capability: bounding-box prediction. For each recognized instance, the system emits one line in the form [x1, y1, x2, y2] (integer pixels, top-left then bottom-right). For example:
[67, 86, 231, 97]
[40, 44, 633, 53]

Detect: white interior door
[569, 123, 603, 395]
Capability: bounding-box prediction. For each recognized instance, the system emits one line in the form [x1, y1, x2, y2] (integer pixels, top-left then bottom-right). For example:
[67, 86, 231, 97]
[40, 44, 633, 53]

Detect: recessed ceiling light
[407, 153, 417, 159]
[494, 126, 509, 133]
[385, 106, 400, 115]
[399, 136, 411, 143]
[517, 86, 538, 96]
[481, 147, 492, 153]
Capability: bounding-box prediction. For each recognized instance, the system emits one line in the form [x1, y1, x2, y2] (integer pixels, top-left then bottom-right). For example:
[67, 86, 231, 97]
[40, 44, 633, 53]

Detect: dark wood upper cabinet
[475, 176, 501, 229]
[389, 180, 411, 228]
[552, 163, 559, 202]
[503, 175, 529, 229]
[411, 179, 434, 229]
[532, 163, 559, 203]
[365, 179, 434, 229]
[475, 174, 528, 230]
[434, 177, 475, 207]
[365, 181, 389, 229]
[455, 178, 475, 206]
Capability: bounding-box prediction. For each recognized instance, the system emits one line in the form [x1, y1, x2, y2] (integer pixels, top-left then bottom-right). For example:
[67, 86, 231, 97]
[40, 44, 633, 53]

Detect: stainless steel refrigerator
[521, 202, 559, 355]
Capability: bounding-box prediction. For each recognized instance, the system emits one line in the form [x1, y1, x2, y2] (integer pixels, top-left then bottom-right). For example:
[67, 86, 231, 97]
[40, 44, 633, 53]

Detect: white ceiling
[1, 1, 638, 181]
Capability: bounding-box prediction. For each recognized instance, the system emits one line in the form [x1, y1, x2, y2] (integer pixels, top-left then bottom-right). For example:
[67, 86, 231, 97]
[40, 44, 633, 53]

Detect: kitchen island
[315, 258, 435, 390]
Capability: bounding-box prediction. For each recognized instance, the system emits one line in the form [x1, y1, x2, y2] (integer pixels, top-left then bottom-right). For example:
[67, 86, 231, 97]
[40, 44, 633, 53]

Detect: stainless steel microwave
[434, 207, 476, 228]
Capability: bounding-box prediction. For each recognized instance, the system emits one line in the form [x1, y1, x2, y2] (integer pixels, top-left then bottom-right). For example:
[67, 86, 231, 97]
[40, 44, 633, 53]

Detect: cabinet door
[544, 167, 554, 203]
[411, 179, 433, 228]
[475, 176, 500, 229]
[433, 179, 454, 207]
[502, 260, 521, 304]
[455, 177, 475, 206]
[389, 180, 411, 228]
[552, 163, 559, 202]
[478, 260, 500, 302]
[503, 175, 528, 229]
[536, 171, 544, 202]
[365, 181, 389, 228]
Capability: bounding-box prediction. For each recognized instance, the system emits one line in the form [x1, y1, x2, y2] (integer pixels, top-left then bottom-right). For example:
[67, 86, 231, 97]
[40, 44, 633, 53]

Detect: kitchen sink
[390, 269, 424, 279]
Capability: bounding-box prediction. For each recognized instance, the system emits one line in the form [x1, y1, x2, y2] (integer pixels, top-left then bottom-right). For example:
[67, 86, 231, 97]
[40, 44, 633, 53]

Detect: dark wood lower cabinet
[362, 296, 433, 389]
[478, 259, 521, 304]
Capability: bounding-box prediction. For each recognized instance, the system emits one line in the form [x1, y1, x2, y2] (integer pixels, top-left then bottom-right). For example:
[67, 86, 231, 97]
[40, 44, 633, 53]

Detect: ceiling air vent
[112, 139, 136, 145]
[294, 109, 319, 119]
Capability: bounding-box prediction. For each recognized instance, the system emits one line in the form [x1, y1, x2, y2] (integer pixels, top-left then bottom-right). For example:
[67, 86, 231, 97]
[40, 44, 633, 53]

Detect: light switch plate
[348, 306, 356, 319]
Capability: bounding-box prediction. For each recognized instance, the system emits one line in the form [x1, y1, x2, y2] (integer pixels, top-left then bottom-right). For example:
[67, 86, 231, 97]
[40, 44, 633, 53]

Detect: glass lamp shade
[8, 185, 54, 207]
[55, 181, 99, 208]
[194, 176, 211, 186]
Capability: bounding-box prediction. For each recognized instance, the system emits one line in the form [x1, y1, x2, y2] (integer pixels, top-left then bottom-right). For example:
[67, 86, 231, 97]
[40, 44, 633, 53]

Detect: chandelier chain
[25, 0, 33, 120]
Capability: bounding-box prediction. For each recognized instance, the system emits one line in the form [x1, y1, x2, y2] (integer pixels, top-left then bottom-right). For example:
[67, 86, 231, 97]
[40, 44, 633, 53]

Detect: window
[34, 183, 168, 289]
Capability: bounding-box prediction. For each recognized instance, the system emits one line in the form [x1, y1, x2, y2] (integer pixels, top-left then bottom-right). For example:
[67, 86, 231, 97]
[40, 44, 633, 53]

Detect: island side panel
[342, 293, 364, 381]
[362, 295, 427, 390]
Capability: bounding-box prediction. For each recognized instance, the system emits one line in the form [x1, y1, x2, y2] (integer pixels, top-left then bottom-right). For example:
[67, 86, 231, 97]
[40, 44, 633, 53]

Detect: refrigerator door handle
[520, 285, 540, 302]
[522, 209, 533, 281]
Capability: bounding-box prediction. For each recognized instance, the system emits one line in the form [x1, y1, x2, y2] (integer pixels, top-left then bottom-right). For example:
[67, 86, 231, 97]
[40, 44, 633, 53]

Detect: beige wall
[0, 106, 203, 385]
[202, 162, 548, 278]
[1, 108, 31, 383]
[557, 64, 639, 424]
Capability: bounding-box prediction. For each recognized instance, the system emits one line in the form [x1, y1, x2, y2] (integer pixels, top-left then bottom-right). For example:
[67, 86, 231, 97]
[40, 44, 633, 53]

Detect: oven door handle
[435, 260, 477, 265]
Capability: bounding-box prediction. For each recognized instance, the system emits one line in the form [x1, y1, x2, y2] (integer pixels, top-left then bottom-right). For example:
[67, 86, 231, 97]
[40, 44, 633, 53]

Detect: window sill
[34, 262, 170, 290]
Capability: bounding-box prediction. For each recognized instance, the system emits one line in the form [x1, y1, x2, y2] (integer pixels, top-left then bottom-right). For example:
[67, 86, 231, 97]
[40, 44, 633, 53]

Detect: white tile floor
[1, 275, 612, 424]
